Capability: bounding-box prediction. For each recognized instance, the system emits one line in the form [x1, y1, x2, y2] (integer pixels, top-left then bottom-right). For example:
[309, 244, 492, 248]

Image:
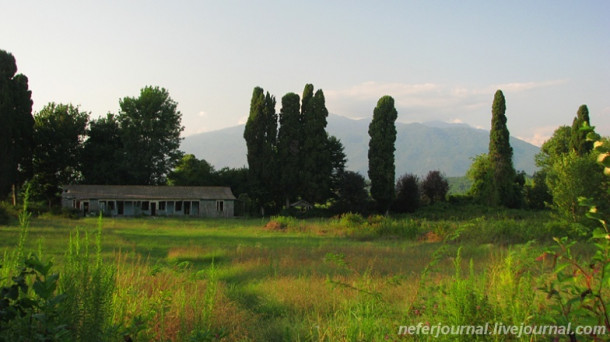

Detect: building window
[142, 201, 149, 211]
[159, 201, 166, 211]
[175, 201, 182, 211]
[216, 200, 224, 212]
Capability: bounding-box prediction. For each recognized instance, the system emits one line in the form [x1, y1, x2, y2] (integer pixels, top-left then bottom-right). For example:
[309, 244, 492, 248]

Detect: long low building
[61, 185, 236, 218]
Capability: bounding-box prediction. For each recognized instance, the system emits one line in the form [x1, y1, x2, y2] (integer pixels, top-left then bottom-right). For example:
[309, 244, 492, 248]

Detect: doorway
[151, 202, 156, 216]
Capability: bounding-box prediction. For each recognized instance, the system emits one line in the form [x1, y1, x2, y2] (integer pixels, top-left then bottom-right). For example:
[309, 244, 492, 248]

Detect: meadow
[0, 207, 605, 341]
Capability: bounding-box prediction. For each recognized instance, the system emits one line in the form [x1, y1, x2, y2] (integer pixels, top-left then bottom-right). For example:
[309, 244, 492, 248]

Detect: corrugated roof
[61, 185, 236, 200]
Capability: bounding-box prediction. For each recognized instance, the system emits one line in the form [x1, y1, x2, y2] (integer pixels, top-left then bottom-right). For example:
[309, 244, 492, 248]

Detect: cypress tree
[277, 92, 302, 207]
[244, 87, 277, 213]
[569, 104, 592, 156]
[488, 90, 517, 207]
[368, 95, 397, 212]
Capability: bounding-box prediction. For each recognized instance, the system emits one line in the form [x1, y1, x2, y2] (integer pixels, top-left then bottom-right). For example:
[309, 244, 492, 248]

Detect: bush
[338, 213, 366, 228]
[266, 216, 298, 230]
[0, 254, 71, 340]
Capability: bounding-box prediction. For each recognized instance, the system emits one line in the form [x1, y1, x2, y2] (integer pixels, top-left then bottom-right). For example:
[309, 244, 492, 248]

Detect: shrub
[338, 213, 366, 228]
[0, 254, 71, 341]
[266, 216, 298, 230]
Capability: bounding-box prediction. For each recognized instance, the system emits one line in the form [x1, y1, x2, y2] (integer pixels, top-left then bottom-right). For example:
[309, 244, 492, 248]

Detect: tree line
[2, 48, 607, 221]
[466, 90, 609, 231]
[242, 85, 451, 215]
[0, 50, 187, 207]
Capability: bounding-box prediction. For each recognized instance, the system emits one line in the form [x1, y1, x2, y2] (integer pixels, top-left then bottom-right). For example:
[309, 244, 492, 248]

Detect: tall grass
[59, 214, 115, 341]
[0, 186, 32, 286]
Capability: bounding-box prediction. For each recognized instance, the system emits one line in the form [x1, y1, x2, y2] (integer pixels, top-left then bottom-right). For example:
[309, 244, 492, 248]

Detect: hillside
[181, 114, 540, 177]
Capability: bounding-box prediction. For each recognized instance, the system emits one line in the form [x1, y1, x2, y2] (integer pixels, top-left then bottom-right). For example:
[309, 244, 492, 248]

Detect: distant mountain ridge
[181, 114, 540, 177]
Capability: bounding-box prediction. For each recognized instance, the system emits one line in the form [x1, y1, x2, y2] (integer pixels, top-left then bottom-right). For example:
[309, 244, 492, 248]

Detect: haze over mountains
[181, 114, 540, 178]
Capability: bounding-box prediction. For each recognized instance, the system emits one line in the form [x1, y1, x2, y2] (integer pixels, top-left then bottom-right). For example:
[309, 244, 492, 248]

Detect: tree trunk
[11, 184, 17, 206]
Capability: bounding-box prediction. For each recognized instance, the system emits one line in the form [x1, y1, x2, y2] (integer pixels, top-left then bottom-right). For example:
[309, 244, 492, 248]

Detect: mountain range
[181, 114, 540, 178]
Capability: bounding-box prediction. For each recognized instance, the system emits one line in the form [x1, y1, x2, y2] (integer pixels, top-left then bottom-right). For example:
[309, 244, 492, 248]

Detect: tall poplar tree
[368, 95, 397, 212]
[244, 87, 277, 213]
[277, 92, 301, 207]
[569, 104, 592, 156]
[0, 50, 33, 200]
[488, 89, 517, 207]
[301, 87, 332, 203]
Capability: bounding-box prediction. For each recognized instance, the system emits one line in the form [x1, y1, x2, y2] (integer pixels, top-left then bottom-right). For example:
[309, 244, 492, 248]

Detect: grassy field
[0, 210, 599, 341]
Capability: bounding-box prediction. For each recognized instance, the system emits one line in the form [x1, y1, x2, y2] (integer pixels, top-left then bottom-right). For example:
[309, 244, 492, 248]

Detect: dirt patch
[419, 231, 443, 243]
[263, 220, 286, 231]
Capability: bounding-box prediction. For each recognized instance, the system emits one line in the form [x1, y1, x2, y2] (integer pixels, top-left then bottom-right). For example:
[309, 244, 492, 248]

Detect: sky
[2, 1, 609, 146]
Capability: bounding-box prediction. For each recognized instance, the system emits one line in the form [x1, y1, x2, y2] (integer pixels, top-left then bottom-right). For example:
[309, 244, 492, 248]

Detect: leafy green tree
[368, 95, 397, 212]
[277, 92, 301, 208]
[394, 173, 420, 213]
[118, 86, 184, 185]
[422, 170, 449, 204]
[569, 104, 592, 156]
[545, 151, 605, 222]
[535, 126, 571, 170]
[244, 87, 278, 213]
[215, 167, 249, 197]
[301, 87, 332, 203]
[467, 154, 495, 206]
[488, 90, 518, 207]
[31, 103, 89, 206]
[0, 50, 33, 201]
[82, 114, 123, 184]
[167, 154, 216, 186]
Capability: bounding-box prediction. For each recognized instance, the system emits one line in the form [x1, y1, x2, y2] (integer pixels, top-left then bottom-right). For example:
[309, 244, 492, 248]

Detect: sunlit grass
[0, 214, 560, 341]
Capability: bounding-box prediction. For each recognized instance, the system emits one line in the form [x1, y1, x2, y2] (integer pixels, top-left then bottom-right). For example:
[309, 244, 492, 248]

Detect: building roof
[62, 185, 236, 201]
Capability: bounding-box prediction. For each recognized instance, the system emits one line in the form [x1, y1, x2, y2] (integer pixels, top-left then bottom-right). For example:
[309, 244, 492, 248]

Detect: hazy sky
[2, 1, 609, 146]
